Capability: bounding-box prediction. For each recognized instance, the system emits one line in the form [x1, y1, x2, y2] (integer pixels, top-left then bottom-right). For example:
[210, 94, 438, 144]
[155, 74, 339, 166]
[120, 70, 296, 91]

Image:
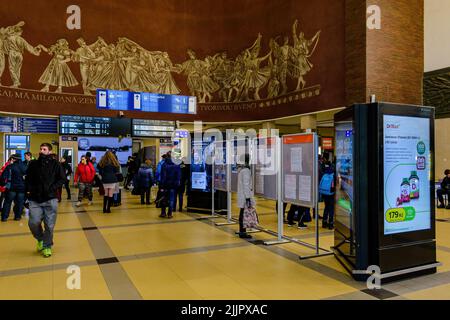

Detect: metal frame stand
[215, 137, 237, 226]
[264, 136, 290, 245]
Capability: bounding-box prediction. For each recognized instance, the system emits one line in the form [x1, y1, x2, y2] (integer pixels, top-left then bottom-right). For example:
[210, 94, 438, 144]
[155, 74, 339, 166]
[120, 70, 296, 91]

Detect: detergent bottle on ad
[400, 178, 411, 203]
[409, 171, 420, 199]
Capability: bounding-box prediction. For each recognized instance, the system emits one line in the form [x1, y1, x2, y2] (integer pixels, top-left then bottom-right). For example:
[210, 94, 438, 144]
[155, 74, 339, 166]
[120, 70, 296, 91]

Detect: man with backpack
[159, 153, 181, 219]
[1, 154, 27, 222]
[319, 161, 336, 230]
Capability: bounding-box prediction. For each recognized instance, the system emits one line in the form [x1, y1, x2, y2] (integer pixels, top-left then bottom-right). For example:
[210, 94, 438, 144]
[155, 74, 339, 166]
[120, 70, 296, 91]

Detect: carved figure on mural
[237, 34, 272, 101]
[270, 36, 291, 95]
[267, 57, 280, 99]
[153, 52, 181, 95]
[0, 27, 7, 86]
[38, 39, 79, 93]
[73, 38, 96, 95]
[89, 43, 129, 91]
[2, 21, 41, 88]
[289, 20, 320, 91]
[176, 49, 219, 103]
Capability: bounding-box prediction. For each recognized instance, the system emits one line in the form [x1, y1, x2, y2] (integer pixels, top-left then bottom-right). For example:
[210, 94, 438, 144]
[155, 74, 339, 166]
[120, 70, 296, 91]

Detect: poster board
[282, 133, 317, 208]
[254, 136, 278, 200]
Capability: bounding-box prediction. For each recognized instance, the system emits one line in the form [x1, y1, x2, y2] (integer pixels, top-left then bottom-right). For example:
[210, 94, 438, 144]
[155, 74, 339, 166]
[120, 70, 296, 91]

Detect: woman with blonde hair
[97, 151, 120, 213]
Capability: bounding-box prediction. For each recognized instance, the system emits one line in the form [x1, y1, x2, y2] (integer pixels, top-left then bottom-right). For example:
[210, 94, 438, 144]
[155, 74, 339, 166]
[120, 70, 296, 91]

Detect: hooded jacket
[74, 162, 95, 184]
[26, 154, 66, 203]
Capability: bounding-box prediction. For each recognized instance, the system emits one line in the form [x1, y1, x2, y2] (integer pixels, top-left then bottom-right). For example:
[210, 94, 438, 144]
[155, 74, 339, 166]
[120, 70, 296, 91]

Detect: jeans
[437, 189, 450, 206]
[161, 189, 176, 216]
[78, 182, 93, 201]
[1, 191, 25, 220]
[64, 181, 71, 199]
[141, 187, 151, 204]
[174, 185, 185, 211]
[28, 199, 58, 248]
[322, 194, 335, 225]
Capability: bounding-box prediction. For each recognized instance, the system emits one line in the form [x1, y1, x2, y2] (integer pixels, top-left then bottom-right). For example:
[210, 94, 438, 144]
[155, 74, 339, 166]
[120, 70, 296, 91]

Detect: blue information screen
[0, 117, 15, 133]
[18, 118, 58, 133]
[97, 89, 197, 115]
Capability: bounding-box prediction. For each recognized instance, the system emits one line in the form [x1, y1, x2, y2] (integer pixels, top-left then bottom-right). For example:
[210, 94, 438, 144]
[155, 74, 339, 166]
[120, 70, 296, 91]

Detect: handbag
[155, 189, 168, 208]
[116, 173, 124, 182]
[243, 204, 259, 229]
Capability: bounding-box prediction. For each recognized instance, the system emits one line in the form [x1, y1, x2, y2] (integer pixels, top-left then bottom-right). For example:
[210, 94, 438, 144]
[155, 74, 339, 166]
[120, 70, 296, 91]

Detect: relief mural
[0, 20, 321, 104]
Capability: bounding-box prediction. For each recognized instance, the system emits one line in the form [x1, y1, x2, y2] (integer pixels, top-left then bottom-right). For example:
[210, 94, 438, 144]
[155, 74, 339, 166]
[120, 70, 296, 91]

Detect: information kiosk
[333, 102, 439, 282]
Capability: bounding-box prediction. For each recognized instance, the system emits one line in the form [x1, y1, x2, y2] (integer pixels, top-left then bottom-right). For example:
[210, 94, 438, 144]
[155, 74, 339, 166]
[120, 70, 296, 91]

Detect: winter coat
[98, 164, 120, 184]
[237, 166, 255, 209]
[5, 160, 27, 192]
[74, 162, 96, 184]
[137, 164, 154, 189]
[155, 159, 166, 183]
[160, 159, 181, 190]
[26, 154, 66, 203]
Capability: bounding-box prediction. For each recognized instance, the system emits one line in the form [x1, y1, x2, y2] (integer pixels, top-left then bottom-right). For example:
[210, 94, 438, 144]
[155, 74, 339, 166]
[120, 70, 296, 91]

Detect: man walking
[26, 143, 66, 258]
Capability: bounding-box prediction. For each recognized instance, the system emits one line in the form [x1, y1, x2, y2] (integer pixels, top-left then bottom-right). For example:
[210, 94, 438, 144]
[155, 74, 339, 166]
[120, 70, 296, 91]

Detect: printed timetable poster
[383, 115, 431, 235]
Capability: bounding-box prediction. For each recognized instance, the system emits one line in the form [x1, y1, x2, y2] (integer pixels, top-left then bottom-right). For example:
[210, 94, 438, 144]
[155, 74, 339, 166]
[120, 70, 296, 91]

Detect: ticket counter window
[4, 135, 30, 161]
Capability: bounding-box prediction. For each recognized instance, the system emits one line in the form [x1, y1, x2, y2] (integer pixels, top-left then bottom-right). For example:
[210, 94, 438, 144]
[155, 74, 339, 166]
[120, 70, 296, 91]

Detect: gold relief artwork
[0, 19, 321, 103]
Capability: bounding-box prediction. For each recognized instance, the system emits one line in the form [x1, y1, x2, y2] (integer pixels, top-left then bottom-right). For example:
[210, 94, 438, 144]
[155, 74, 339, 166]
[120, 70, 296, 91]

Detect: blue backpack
[319, 173, 334, 196]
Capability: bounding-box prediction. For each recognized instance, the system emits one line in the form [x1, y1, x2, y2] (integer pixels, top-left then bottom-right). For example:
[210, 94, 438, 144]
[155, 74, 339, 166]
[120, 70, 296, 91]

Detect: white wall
[425, 0, 450, 72]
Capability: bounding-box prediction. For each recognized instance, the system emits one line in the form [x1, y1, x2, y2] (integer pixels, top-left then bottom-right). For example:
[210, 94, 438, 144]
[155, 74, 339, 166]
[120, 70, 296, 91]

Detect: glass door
[4, 135, 30, 161]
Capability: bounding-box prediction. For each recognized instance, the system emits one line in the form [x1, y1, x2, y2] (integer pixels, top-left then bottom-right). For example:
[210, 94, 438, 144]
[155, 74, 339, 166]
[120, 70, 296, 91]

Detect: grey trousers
[28, 199, 58, 248]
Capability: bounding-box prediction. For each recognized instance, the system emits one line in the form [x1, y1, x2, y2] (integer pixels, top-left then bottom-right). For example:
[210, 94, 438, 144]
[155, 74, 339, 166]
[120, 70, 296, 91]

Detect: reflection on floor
[0, 190, 449, 300]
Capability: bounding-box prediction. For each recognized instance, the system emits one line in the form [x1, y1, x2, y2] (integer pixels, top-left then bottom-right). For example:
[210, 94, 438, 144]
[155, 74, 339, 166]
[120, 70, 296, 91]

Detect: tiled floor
[0, 190, 449, 300]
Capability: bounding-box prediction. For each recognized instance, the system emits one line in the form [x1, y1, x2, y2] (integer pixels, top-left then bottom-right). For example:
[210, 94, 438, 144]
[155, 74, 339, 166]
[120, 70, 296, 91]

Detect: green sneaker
[42, 248, 52, 258]
[36, 240, 44, 252]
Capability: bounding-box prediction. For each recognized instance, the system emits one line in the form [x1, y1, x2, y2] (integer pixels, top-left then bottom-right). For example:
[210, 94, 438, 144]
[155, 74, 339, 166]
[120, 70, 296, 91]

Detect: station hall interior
[0, 0, 450, 301]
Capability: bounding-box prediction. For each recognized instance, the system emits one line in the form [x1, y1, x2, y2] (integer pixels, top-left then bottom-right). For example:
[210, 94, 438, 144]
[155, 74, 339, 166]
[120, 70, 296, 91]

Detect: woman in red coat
[74, 156, 96, 207]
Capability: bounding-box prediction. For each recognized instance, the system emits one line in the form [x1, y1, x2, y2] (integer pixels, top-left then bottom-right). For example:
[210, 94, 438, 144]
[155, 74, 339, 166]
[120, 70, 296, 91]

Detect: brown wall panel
[0, 0, 346, 122]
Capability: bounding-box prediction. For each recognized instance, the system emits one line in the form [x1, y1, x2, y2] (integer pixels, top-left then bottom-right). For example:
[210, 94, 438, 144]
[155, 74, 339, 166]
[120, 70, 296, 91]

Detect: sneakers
[88, 201, 93, 206]
[298, 223, 308, 229]
[437, 204, 445, 209]
[36, 240, 44, 252]
[42, 248, 52, 258]
[75, 201, 82, 207]
[159, 213, 167, 218]
[287, 222, 296, 227]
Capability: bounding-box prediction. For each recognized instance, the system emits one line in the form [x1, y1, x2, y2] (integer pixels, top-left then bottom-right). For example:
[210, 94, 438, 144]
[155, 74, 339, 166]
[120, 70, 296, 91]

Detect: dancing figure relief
[38, 39, 78, 93]
[0, 20, 321, 103]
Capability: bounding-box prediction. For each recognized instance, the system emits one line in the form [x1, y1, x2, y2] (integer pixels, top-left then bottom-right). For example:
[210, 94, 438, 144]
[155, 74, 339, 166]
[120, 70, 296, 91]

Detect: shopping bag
[155, 189, 168, 208]
[243, 205, 259, 229]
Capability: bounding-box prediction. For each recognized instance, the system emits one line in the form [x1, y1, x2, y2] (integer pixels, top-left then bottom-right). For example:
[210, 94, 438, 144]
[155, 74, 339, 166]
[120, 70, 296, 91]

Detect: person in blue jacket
[1, 154, 27, 222]
[137, 159, 154, 205]
[159, 153, 181, 219]
[155, 154, 167, 184]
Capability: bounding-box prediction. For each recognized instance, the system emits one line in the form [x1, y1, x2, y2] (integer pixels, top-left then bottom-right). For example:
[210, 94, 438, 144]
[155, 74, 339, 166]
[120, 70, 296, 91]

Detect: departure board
[18, 118, 58, 133]
[60, 115, 111, 136]
[132, 119, 175, 138]
[0, 117, 16, 133]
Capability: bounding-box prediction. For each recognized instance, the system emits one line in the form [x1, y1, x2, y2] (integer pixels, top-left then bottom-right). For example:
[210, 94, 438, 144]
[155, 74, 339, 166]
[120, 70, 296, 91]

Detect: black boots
[103, 196, 112, 213]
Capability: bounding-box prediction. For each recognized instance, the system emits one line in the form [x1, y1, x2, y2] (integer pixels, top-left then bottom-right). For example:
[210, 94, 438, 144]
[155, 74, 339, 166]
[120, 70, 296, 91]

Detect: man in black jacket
[437, 169, 450, 209]
[1, 154, 27, 222]
[26, 143, 66, 258]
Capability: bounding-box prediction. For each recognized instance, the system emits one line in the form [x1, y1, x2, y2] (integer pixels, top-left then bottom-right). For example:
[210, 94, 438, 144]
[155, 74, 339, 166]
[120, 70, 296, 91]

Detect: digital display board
[60, 116, 130, 137]
[132, 119, 175, 138]
[97, 89, 197, 115]
[335, 122, 354, 230]
[18, 117, 58, 133]
[0, 117, 16, 133]
[191, 137, 214, 192]
[383, 115, 431, 235]
[78, 137, 132, 165]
